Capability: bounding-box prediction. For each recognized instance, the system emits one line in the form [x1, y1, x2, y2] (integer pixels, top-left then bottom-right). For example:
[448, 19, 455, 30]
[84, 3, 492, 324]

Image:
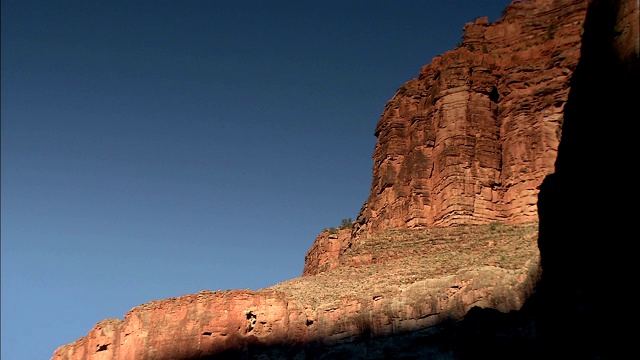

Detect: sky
[1, 1, 512, 358]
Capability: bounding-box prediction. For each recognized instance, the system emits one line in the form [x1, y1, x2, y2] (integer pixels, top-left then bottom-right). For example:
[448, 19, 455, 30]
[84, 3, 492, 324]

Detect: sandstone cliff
[51, 0, 638, 358]
[304, 0, 587, 277]
[352, 0, 587, 238]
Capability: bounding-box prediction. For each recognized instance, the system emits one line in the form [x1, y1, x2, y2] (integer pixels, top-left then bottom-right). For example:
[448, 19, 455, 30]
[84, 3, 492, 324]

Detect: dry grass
[269, 222, 540, 307]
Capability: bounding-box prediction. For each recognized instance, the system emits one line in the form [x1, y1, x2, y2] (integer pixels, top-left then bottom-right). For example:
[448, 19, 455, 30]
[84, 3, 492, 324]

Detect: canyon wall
[305, 0, 587, 276]
[53, 237, 541, 360]
[50, 0, 640, 358]
[353, 0, 588, 238]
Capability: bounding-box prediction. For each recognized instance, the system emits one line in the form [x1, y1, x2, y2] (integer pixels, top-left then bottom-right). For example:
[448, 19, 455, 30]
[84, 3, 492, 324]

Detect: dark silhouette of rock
[458, 0, 638, 358]
[535, 0, 638, 357]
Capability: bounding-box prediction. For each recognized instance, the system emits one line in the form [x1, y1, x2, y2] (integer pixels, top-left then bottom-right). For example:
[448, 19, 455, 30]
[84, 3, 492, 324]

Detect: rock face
[302, 228, 352, 276]
[304, 0, 588, 277]
[53, 223, 542, 360]
[51, 0, 638, 358]
[352, 0, 588, 239]
[51, 290, 310, 359]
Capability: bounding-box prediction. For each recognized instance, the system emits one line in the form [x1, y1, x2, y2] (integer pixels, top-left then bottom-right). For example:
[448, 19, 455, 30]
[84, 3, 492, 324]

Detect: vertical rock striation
[304, 0, 588, 276]
[352, 0, 587, 238]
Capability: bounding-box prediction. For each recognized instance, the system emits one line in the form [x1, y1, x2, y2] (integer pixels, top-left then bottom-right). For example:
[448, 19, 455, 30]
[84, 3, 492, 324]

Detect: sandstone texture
[351, 0, 588, 239]
[302, 227, 352, 276]
[304, 0, 587, 277]
[50, 0, 635, 358]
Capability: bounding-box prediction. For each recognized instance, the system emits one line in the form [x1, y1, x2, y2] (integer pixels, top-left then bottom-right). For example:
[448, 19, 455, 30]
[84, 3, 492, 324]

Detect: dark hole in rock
[96, 344, 108, 352]
[202, 331, 212, 336]
[246, 311, 257, 332]
[489, 86, 500, 103]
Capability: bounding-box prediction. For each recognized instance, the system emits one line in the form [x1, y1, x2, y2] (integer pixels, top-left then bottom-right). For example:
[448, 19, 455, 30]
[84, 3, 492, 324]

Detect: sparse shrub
[482, 45, 488, 53]
[468, 44, 476, 52]
[488, 221, 502, 231]
[339, 218, 353, 229]
[324, 218, 353, 234]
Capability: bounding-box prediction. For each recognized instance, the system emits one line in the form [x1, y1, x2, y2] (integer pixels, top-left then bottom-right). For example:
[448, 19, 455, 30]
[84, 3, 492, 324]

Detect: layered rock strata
[302, 227, 352, 276]
[352, 0, 588, 239]
[304, 0, 588, 277]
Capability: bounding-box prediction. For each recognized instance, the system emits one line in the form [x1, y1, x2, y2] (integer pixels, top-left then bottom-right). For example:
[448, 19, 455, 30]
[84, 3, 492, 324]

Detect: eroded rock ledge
[53, 224, 540, 359]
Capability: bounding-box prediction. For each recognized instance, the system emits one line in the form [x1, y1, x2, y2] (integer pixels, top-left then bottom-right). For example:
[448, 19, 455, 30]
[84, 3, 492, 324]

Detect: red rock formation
[53, 239, 540, 359]
[352, 0, 588, 239]
[52, 290, 310, 359]
[52, 0, 613, 358]
[53, 222, 542, 359]
[302, 227, 351, 276]
[304, 0, 588, 277]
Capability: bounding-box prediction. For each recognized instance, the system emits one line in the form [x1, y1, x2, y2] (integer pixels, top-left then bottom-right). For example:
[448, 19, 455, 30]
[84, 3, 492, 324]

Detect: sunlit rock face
[302, 227, 352, 276]
[304, 0, 588, 278]
[51, 290, 312, 360]
[352, 0, 588, 239]
[52, 254, 542, 360]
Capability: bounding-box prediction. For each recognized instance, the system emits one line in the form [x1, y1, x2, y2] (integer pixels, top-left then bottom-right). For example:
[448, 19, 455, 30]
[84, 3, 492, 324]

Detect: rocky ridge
[52, 223, 540, 359]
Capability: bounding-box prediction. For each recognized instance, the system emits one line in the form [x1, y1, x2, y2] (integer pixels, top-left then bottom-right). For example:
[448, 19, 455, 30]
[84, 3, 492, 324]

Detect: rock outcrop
[304, 0, 588, 277]
[302, 227, 351, 276]
[51, 0, 639, 358]
[53, 223, 542, 359]
[352, 0, 588, 239]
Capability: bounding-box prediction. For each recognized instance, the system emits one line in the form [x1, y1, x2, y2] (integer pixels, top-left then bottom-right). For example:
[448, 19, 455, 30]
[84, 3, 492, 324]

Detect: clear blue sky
[1, 1, 511, 358]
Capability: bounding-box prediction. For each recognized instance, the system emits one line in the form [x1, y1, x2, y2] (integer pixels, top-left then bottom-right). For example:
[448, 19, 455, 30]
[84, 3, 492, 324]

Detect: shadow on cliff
[460, 0, 638, 358]
[533, 0, 637, 357]
[170, 1, 638, 358]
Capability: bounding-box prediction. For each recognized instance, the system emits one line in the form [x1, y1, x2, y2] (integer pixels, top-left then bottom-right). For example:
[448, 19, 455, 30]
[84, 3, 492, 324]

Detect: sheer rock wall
[352, 0, 587, 239]
[305, 0, 588, 276]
